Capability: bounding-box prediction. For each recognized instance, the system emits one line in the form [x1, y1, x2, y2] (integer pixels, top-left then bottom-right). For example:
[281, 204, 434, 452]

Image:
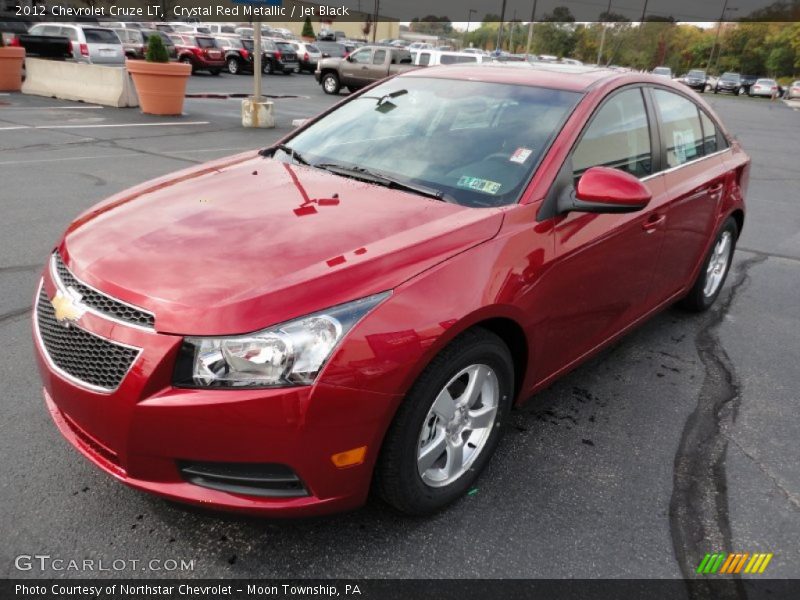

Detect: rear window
[276, 42, 295, 52]
[195, 37, 217, 49]
[307, 44, 319, 53]
[0, 21, 29, 34]
[144, 31, 173, 46]
[83, 29, 121, 44]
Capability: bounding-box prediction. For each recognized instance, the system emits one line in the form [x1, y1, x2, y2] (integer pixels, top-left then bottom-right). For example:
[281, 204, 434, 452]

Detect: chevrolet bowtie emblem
[51, 288, 86, 327]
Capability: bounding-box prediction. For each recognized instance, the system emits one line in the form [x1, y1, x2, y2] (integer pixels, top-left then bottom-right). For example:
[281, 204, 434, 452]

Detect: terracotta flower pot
[0, 46, 25, 92]
[126, 59, 192, 116]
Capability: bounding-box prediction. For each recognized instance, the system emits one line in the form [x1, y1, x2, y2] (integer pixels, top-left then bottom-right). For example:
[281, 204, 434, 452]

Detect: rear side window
[373, 49, 386, 64]
[653, 89, 704, 168]
[195, 37, 217, 49]
[83, 29, 121, 44]
[699, 111, 719, 155]
[572, 88, 652, 178]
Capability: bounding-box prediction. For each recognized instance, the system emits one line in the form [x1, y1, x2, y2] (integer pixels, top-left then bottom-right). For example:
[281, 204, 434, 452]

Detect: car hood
[60, 152, 504, 335]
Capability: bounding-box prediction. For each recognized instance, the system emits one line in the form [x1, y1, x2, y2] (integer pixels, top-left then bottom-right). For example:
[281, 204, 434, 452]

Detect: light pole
[708, 1, 737, 74]
[597, 0, 612, 65]
[496, 0, 507, 52]
[524, 0, 538, 60]
[466, 9, 477, 34]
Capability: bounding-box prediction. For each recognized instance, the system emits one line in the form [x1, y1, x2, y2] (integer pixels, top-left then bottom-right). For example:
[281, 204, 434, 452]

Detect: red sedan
[33, 65, 748, 516]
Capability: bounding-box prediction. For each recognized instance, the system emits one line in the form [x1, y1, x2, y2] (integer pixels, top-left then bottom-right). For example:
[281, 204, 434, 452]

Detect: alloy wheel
[704, 231, 733, 297]
[416, 364, 499, 487]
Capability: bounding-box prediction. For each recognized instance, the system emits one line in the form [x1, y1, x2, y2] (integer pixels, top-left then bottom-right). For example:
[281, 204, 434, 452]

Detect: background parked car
[262, 39, 299, 74]
[174, 34, 225, 75]
[288, 41, 322, 73]
[787, 80, 800, 99]
[315, 46, 415, 94]
[651, 66, 672, 78]
[714, 72, 745, 95]
[114, 28, 176, 60]
[749, 78, 779, 98]
[216, 36, 252, 75]
[315, 41, 348, 59]
[28, 23, 124, 65]
[680, 69, 707, 92]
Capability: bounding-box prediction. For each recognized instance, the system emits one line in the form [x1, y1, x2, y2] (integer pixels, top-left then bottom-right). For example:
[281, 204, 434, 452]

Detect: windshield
[279, 78, 580, 208]
[721, 73, 739, 82]
[688, 70, 705, 78]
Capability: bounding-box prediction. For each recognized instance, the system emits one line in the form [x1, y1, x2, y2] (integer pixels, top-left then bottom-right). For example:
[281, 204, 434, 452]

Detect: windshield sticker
[672, 129, 697, 164]
[457, 176, 502, 195]
[510, 147, 533, 164]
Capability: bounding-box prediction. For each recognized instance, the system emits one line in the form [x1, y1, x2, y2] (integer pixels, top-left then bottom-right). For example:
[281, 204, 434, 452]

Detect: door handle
[706, 182, 724, 196]
[642, 213, 666, 233]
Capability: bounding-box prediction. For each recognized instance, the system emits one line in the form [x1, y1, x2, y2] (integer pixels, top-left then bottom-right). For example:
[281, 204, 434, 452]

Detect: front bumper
[33, 272, 399, 517]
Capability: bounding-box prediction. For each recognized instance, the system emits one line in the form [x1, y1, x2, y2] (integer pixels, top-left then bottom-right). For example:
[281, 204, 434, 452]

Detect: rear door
[83, 28, 124, 64]
[364, 48, 389, 82]
[645, 87, 729, 302]
[537, 86, 669, 377]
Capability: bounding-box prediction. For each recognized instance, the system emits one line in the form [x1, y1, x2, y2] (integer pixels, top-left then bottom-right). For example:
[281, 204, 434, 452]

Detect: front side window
[418, 52, 431, 66]
[572, 88, 652, 179]
[282, 78, 580, 207]
[653, 89, 704, 168]
[373, 50, 386, 64]
[349, 49, 371, 64]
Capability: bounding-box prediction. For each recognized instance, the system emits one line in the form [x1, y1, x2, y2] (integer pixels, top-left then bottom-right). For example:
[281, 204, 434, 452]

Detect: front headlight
[174, 292, 390, 388]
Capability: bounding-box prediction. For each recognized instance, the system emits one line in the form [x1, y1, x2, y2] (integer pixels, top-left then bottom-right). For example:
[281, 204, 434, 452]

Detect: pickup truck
[315, 46, 416, 94]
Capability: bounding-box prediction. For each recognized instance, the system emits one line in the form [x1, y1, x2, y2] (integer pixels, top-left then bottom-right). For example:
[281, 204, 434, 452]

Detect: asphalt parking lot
[1, 72, 798, 581]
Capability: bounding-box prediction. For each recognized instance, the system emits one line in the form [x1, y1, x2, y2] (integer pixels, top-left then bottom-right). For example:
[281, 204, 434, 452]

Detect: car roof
[401, 63, 620, 92]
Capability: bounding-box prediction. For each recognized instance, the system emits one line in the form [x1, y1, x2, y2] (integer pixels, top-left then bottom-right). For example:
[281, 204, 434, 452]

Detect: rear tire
[227, 58, 239, 75]
[375, 328, 514, 515]
[678, 216, 738, 312]
[321, 72, 340, 94]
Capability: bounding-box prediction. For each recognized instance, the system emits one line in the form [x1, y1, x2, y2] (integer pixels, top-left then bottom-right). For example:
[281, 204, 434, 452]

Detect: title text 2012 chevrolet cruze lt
[33, 65, 748, 516]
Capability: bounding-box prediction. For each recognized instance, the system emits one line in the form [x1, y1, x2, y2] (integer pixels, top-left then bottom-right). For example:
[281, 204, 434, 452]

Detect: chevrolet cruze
[33, 65, 749, 516]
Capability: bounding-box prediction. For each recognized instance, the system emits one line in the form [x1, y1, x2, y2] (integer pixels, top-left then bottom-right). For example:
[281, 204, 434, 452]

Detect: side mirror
[559, 167, 651, 214]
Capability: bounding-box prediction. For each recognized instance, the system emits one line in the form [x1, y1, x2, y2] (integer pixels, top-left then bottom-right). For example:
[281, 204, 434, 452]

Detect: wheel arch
[730, 208, 744, 239]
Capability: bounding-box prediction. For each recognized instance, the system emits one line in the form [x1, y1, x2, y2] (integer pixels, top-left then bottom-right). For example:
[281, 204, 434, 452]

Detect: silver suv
[27, 23, 124, 65]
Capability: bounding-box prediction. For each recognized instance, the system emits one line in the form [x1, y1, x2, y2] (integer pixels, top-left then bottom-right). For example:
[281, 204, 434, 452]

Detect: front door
[536, 87, 669, 379]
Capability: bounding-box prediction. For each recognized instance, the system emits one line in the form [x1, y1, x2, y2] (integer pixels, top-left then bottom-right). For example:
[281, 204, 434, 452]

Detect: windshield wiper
[315, 163, 453, 202]
[261, 143, 310, 166]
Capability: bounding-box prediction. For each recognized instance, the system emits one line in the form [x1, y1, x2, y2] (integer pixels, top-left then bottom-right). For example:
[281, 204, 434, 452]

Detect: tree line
[411, 16, 799, 79]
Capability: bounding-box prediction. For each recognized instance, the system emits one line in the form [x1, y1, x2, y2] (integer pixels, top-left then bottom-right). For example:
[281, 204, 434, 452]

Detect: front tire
[321, 72, 340, 94]
[678, 216, 738, 312]
[227, 57, 240, 75]
[375, 328, 514, 515]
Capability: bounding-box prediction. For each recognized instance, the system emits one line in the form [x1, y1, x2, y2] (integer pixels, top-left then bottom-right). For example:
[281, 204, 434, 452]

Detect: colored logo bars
[697, 553, 773, 575]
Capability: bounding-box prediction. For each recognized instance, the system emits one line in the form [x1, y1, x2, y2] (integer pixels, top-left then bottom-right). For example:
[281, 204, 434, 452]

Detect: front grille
[178, 461, 308, 498]
[36, 288, 140, 392]
[53, 253, 155, 329]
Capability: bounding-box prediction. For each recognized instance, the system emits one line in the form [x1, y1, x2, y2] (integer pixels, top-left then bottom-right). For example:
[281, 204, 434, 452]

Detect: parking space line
[0, 126, 30, 131]
[0, 147, 247, 166]
[0, 106, 105, 111]
[38, 121, 210, 129]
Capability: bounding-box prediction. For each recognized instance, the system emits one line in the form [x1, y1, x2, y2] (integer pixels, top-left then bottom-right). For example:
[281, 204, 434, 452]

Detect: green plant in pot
[127, 34, 192, 116]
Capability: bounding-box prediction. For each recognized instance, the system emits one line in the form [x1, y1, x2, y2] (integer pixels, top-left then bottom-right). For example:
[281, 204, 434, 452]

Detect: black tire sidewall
[378, 330, 514, 514]
[681, 216, 738, 311]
